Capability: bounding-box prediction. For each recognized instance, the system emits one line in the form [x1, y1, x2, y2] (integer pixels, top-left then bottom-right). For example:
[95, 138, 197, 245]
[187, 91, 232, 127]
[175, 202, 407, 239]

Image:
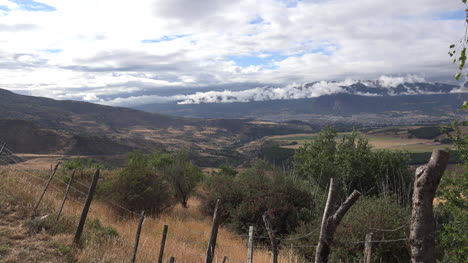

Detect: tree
[449, 1, 468, 107]
[294, 128, 413, 204]
[101, 151, 174, 215]
[149, 150, 203, 208]
[165, 159, 202, 208]
[435, 123, 468, 262]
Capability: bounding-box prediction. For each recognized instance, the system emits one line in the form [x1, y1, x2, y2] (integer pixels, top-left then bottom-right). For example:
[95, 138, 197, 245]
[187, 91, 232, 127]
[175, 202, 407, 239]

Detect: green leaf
[456, 72, 462, 80]
[450, 44, 456, 49]
[462, 101, 468, 110]
[464, 0, 467, 4]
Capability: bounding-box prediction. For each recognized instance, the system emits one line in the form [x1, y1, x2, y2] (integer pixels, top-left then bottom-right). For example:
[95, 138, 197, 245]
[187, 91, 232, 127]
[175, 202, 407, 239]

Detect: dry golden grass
[0, 166, 305, 263]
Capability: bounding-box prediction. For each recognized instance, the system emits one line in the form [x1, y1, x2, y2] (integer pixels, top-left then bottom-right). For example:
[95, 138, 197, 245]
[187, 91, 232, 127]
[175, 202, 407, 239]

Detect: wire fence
[0, 142, 411, 262]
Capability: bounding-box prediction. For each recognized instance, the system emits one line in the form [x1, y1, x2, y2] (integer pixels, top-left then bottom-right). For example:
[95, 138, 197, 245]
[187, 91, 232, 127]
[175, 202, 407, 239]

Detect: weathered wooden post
[73, 169, 100, 244]
[205, 199, 221, 263]
[363, 233, 373, 263]
[131, 211, 145, 263]
[409, 150, 449, 263]
[0, 142, 6, 155]
[315, 178, 361, 263]
[263, 213, 278, 263]
[32, 162, 61, 215]
[247, 226, 254, 263]
[56, 169, 76, 221]
[222, 256, 227, 263]
[158, 225, 169, 263]
[168, 256, 175, 263]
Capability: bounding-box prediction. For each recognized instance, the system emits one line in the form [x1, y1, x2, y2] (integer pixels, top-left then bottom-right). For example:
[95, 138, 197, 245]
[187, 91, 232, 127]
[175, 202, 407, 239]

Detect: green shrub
[294, 128, 413, 205]
[202, 161, 315, 238]
[292, 196, 410, 262]
[85, 218, 119, 242]
[408, 126, 450, 139]
[100, 151, 175, 215]
[147, 150, 204, 208]
[435, 121, 468, 262]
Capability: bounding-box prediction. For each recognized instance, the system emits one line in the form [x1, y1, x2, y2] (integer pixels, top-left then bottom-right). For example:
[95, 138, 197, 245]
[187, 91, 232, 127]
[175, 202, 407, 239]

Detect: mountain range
[134, 81, 467, 125]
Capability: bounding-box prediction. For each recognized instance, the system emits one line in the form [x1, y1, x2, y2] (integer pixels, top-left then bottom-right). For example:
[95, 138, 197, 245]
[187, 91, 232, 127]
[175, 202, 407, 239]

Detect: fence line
[0, 142, 414, 262]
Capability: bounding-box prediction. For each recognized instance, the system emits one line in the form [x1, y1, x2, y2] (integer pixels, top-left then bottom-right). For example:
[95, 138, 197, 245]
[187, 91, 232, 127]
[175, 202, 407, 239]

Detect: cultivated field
[270, 131, 454, 153]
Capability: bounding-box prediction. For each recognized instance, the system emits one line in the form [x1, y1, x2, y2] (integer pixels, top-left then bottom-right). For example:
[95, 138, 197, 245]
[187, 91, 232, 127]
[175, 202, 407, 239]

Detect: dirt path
[0, 202, 71, 263]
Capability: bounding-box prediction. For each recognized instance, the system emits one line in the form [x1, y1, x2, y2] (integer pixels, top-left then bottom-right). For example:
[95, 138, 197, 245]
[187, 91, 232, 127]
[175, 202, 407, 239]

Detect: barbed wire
[0, 142, 413, 261]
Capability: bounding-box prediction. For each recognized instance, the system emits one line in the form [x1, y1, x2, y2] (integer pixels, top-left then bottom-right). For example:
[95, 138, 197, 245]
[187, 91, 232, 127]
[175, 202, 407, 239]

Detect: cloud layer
[0, 0, 466, 105]
[99, 76, 463, 106]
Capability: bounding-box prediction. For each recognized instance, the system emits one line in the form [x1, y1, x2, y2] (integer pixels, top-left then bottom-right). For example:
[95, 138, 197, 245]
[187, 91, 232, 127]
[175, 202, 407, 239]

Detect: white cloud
[101, 76, 460, 106]
[0, 0, 465, 104]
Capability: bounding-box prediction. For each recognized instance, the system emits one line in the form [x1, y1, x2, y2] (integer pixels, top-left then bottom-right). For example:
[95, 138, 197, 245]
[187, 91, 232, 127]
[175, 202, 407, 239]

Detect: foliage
[408, 126, 446, 139]
[449, 1, 467, 108]
[292, 196, 410, 262]
[294, 128, 413, 204]
[100, 151, 175, 215]
[202, 161, 315, 239]
[84, 218, 119, 243]
[62, 158, 105, 170]
[436, 121, 468, 262]
[150, 150, 203, 208]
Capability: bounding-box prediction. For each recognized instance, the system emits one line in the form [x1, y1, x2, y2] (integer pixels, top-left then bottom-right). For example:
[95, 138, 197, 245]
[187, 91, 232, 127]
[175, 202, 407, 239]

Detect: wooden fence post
[205, 199, 221, 263]
[73, 169, 100, 244]
[315, 178, 361, 263]
[263, 213, 278, 263]
[0, 143, 6, 155]
[32, 162, 60, 215]
[363, 233, 373, 263]
[158, 225, 169, 263]
[409, 150, 449, 263]
[131, 211, 145, 263]
[222, 256, 227, 263]
[168, 256, 175, 263]
[56, 169, 76, 221]
[247, 226, 254, 263]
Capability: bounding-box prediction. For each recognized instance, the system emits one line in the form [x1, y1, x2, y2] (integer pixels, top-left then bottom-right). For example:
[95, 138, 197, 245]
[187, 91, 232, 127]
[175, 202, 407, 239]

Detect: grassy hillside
[0, 166, 303, 263]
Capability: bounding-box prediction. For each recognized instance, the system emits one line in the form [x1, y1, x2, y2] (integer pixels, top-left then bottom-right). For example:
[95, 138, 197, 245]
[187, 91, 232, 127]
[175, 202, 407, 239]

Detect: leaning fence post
[32, 162, 60, 215]
[73, 168, 100, 244]
[131, 210, 145, 263]
[315, 178, 361, 263]
[263, 213, 278, 263]
[158, 225, 169, 263]
[409, 150, 449, 263]
[0, 142, 6, 155]
[168, 256, 175, 263]
[56, 169, 76, 221]
[247, 226, 254, 263]
[222, 256, 227, 263]
[205, 199, 221, 263]
[364, 233, 373, 263]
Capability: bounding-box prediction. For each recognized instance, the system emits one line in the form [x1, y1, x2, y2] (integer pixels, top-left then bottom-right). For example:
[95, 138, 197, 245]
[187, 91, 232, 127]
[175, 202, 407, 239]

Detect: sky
[0, 0, 466, 106]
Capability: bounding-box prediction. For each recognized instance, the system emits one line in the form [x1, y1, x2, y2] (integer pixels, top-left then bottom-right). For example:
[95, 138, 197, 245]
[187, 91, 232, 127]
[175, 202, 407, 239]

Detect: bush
[435, 121, 468, 262]
[100, 151, 175, 215]
[292, 196, 410, 262]
[150, 150, 203, 208]
[294, 128, 413, 205]
[202, 161, 315, 238]
[408, 126, 445, 139]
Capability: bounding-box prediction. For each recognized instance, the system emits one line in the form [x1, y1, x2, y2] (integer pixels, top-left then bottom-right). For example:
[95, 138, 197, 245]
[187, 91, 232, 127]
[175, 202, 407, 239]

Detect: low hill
[0, 89, 314, 162]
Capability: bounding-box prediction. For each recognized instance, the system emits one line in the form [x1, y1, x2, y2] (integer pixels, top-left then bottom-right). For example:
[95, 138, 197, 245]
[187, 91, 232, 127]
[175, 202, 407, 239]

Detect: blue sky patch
[0, 5, 10, 11]
[249, 16, 264, 24]
[437, 10, 466, 20]
[142, 34, 190, 43]
[41, 48, 62, 53]
[228, 52, 289, 68]
[10, 0, 56, 12]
